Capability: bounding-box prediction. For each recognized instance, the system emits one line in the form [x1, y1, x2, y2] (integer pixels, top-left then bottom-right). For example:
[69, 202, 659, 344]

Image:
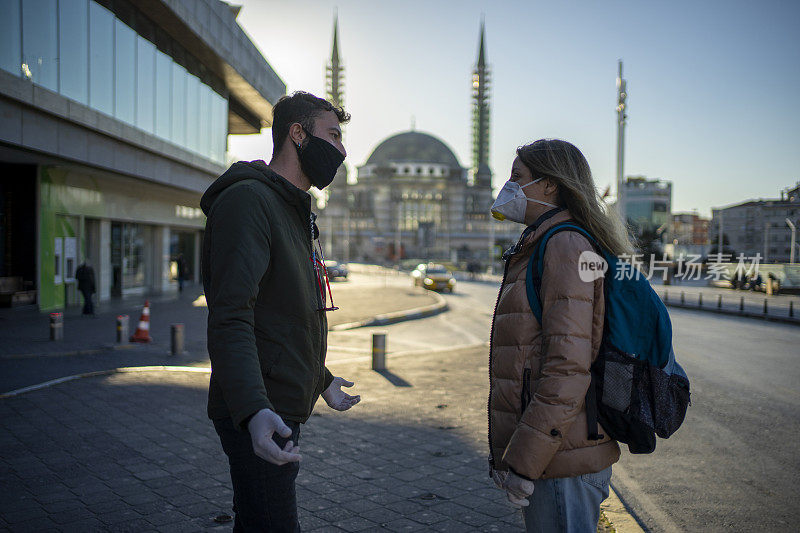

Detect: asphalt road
[341, 274, 800, 532]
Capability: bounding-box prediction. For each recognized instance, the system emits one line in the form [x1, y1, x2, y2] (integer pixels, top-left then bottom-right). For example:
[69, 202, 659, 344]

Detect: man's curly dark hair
[271, 91, 350, 156]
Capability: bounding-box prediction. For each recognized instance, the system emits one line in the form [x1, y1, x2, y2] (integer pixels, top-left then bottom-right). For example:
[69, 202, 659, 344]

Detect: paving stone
[1, 344, 530, 531]
[332, 515, 379, 532]
[382, 518, 428, 532]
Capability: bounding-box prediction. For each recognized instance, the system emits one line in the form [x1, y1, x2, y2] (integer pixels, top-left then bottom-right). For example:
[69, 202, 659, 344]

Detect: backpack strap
[525, 223, 602, 325]
[524, 222, 606, 441]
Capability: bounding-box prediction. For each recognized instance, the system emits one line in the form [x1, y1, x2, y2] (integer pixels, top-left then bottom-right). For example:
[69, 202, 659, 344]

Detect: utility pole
[616, 60, 628, 224]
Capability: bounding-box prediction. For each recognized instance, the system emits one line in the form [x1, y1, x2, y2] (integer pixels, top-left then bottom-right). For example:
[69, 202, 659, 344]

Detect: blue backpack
[525, 222, 691, 454]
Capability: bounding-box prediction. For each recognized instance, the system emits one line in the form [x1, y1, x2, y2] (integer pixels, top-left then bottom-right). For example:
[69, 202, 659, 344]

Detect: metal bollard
[763, 299, 768, 315]
[790, 301, 794, 318]
[171, 324, 185, 356]
[698, 293, 703, 307]
[717, 294, 722, 309]
[680, 292, 685, 304]
[740, 297, 744, 312]
[372, 332, 387, 371]
[49, 312, 63, 341]
[116, 315, 129, 343]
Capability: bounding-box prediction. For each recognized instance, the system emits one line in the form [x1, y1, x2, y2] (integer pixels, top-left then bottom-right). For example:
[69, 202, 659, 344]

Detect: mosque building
[318, 19, 515, 266]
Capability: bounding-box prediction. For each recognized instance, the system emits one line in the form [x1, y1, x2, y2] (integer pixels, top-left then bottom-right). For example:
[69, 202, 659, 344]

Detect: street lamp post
[616, 60, 627, 224]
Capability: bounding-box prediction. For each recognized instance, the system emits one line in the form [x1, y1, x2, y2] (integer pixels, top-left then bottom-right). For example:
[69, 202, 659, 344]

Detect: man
[176, 253, 188, 293]
[200, 92, 360, 531]
[75, 261, 96, 316]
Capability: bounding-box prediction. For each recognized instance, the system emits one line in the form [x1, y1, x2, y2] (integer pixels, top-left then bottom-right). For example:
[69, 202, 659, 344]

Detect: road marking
[0, 366, 210, 399]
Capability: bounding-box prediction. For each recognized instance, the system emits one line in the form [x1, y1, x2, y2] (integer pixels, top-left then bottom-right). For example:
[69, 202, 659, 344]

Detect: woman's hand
[491, 469, 535, 507]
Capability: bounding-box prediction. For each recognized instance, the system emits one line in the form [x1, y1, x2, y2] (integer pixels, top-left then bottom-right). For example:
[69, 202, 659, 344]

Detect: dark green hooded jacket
[201, 160, 334, 430]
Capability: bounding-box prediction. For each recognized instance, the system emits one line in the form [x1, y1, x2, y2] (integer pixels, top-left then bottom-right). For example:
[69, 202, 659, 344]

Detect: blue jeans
[213, 417, 301, 532]
[522, 466, 612, 533]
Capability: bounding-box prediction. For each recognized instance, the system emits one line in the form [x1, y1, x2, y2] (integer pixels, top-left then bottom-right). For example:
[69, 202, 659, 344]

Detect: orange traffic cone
[129, 300, 153, 343]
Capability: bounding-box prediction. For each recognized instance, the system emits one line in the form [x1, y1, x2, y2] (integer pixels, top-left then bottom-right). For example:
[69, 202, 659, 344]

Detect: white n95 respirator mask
[490, 178, 558, 223]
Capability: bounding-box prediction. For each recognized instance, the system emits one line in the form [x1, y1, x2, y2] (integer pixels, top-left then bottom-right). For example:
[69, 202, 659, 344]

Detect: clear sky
[228, 0, 800, 217]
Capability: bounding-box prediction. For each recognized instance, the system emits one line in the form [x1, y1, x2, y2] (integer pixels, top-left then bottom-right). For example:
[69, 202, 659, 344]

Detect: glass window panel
[22, 0, 58, 91]
[170, 63, 187, 146]
[135, 36, 155, 133]
[154, 49, 171, 139]
[219, 95, 228, 162]
[89, 1, 114, 115]
[114, 19, 135, 125]
[0, 0, 21, 76]
[185, 73, 199, 153]
[58, 0, 88, 104]
[198, 83, 211, 156]
[211, 91, 224, 163]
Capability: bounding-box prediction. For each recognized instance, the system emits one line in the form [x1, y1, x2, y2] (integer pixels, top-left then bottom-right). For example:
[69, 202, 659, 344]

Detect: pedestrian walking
[487, 139, 633, 532]
[201, 91, 359, 532]
[75, 261, 96, 316]
[176, 253, 188, 293]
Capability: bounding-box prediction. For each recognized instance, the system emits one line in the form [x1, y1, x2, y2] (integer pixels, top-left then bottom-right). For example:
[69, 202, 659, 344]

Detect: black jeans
[213, 417, 301, 532]
[80, 289, 94, 315]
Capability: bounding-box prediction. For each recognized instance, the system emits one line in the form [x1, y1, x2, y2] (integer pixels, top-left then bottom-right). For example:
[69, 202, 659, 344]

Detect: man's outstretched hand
[322, 376, 361, 411]
[247, 408, 301, 465]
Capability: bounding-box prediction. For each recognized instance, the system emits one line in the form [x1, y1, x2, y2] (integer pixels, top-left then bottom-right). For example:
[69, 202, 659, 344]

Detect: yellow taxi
[411, 263, 456, 293]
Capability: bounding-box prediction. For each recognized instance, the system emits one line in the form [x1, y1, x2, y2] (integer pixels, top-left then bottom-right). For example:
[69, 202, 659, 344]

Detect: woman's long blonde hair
[517, 139, 633, 256]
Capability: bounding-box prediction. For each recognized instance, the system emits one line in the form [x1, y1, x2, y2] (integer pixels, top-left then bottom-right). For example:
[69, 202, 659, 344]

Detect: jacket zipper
[521, 368, 531, 409]
[304, 213, 324, 413]
[487, 256, 512, 469]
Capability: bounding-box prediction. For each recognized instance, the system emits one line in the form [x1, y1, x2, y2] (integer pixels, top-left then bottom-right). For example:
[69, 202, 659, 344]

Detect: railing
[659, 289, 799, 325]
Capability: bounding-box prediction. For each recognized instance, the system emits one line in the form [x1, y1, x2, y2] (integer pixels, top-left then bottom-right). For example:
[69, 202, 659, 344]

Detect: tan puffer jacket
[488, 209, 620, 480]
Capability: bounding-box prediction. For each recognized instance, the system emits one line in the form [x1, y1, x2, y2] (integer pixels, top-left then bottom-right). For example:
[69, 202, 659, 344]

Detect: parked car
[324, 260, 349, 280]
[411, 263, 456, 293]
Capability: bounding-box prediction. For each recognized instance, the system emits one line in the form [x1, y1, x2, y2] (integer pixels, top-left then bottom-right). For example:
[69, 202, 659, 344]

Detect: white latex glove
[503, 471, 535, 507]
[322, 376, 361, 411]
[246, 408, 301, 465]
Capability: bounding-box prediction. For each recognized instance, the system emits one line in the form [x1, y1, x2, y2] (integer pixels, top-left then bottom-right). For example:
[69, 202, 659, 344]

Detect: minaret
[472, 18, 492, 186]
[326, 14, 344, 110]
[324, 13, 349, 261]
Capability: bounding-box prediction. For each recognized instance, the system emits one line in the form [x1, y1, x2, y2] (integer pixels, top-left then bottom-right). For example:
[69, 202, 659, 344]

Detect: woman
[487, 139, 632, 532]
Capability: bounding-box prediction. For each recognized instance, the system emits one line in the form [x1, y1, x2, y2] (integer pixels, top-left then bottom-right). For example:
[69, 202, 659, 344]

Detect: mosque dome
[365, 131, 461, 168]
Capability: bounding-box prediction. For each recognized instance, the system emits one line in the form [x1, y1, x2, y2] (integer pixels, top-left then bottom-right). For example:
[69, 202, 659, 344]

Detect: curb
[660, 299, 800, 326]
[0, 365, 211, 399]
[602, 486, 646, 533]
[329, 291, 449, 331]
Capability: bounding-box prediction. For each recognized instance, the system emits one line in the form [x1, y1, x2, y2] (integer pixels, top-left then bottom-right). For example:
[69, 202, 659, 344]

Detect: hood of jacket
[200, 160, 312, 219]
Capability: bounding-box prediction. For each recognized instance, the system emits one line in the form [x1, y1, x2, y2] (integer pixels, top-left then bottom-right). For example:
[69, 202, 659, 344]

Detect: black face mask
[295, 129, 345, 190]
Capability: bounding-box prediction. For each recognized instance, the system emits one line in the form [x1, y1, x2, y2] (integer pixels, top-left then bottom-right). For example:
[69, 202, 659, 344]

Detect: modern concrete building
[0, 0, 285, 310]
[319, 20, 515, 265]
[622, 175, 673, 236]
[668, 211, 710, 258]
[710, 182, 800, 263]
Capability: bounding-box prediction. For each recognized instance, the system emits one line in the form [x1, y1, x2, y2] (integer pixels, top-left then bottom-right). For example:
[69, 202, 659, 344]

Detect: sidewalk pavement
[0, 283, 437, 360]
[0, 344, 627, 532]
[0, 283, 438, 394]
